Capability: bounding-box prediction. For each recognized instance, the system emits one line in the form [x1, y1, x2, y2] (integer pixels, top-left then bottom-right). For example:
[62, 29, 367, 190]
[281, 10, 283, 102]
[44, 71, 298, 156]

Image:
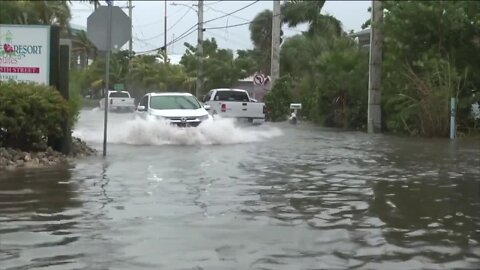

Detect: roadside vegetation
[1, 0, 478, 139]
[264, 0, 480, 136]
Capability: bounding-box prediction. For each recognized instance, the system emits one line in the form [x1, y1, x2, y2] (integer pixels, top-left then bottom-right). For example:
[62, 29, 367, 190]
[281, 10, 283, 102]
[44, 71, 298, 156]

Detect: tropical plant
[264, 75, 294, 122]
[72, 30, 96, 69]
[248, 10, 280, 75]
[0, 1, 72, 35]
[282, 0, 343, 37]
[381, 0, 480, 135]
[181, 38, 243, 95]
[0, 82, 72, 150]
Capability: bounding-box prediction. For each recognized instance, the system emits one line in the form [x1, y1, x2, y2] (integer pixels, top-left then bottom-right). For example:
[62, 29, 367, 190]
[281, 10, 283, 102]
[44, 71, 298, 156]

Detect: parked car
[203, 88, 266, 124]
[136, 92, 212, 127]
[99, 91, 136, 112]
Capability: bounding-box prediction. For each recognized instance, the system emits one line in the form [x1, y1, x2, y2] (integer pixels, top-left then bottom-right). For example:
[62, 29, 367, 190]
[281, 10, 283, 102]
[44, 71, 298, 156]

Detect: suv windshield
[150, 95, 201, 110]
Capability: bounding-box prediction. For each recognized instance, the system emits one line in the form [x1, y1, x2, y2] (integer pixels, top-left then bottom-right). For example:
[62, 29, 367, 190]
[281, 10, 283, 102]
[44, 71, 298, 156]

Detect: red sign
[0, 66, 40, 73]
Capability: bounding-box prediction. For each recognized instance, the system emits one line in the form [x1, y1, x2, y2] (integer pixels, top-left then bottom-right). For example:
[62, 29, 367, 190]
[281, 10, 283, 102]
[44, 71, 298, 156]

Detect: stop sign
[87, 6, 131, 51]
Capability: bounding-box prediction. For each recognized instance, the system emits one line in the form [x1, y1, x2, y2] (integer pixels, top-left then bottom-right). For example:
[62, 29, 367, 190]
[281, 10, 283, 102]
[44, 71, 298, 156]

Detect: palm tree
[72, 30, 96, 69]
[0, 1, 72, 35]
[282, 0, 343, 37]
[249, 10, 273, 75]
[76, 0, 101, 10]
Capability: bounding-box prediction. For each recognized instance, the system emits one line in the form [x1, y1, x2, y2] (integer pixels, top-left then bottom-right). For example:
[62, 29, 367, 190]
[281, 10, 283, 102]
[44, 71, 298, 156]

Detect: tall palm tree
[72, 30, 95, 69]
[249, 10, 283, 75]
[282, 0, 343, 37]
[0, 0, 71, 35]
[76, 0, 101, 10]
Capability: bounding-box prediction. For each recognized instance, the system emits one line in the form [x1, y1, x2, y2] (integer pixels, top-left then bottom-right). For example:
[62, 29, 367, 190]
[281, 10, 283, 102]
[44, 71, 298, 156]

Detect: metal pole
[103, 5, 113, 157]
[164, 0, 168, 60]
[270, 0, 281, 85]
[128, 0, 133, 54]
[450, 97, 456, 140]
[367, 0, 383, 133]
[196, 0, 204, 98]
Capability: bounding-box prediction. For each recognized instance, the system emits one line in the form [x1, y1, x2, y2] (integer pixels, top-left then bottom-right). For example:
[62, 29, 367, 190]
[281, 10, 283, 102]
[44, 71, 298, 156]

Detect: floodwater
[1, 109, 479, 270]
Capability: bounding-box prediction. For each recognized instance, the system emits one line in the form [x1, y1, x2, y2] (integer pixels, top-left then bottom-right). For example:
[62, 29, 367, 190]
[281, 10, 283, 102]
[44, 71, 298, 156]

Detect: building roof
[348, 28, 371, 38]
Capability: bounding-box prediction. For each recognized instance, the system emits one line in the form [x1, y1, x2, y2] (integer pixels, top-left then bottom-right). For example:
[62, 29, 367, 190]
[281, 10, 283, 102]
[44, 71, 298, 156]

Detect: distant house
[349, 28, 371, 50]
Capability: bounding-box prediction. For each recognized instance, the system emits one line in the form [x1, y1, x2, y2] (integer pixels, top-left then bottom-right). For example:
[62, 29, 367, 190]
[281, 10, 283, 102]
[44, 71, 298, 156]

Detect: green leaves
[0, 82, 72, 150]
[181, 38, 244, 95]
[382, 0, 480, 135]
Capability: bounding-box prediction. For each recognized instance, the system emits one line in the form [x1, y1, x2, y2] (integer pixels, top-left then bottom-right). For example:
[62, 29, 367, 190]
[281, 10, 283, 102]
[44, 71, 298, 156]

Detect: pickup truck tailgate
[213, 101, 264, 119]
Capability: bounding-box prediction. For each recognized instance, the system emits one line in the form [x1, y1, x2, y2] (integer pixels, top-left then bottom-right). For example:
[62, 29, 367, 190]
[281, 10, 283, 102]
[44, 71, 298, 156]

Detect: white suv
[136, 92, 212, 127]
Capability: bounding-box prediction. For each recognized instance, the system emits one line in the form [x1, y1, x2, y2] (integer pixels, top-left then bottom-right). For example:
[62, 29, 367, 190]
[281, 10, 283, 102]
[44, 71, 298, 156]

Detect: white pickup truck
[99, 91, 136, 112]
[203, 88, 266, 123]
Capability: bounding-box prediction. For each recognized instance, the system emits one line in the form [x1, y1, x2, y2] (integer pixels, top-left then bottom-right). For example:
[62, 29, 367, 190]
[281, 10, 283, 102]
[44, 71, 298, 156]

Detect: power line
[135, 8, 192, 42]
[206, 6, 250, 22]
[205, 29, 252, 48]
[204, 0, 224, 6]
[203, 0, 259, 24]
[135, 5, 188, 27]
[205, 21, 251, 30]
[135, 27, 197, 54]
[133, 1, 260, 55]
[169, 8, 192, 31]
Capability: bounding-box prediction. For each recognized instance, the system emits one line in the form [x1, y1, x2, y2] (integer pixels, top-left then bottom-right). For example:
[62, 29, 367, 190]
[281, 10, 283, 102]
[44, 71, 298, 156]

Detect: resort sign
[0, 25, 50, 85]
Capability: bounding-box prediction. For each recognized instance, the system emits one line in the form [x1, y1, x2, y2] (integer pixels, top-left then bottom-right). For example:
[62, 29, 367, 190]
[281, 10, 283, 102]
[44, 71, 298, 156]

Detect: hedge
[0, 82, 73, 150]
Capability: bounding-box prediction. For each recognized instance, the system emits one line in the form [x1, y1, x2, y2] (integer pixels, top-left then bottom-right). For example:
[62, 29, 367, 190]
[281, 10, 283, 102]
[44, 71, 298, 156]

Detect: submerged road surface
[1, 109, 479, 269]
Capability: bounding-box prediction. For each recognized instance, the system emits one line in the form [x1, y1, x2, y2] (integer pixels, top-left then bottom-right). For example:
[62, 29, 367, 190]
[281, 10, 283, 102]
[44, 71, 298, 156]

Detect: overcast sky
[70, 0, 371, 55]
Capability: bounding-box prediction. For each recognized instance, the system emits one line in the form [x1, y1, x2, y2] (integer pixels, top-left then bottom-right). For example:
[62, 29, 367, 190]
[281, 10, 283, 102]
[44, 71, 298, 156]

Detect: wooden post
[271, 0, 281, 85]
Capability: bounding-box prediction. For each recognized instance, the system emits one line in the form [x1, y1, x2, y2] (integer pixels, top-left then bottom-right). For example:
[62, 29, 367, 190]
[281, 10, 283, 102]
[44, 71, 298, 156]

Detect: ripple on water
[1, 114, 479, 269]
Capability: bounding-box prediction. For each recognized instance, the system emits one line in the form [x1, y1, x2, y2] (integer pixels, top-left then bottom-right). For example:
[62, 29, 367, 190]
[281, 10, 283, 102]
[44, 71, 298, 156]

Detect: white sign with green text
[0, 24, 50, 85]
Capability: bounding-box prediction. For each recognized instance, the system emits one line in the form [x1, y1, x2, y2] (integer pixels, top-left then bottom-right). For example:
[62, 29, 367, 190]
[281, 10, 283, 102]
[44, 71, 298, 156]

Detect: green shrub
[0, 82, 72, 150]
[264, 75, 294, 122]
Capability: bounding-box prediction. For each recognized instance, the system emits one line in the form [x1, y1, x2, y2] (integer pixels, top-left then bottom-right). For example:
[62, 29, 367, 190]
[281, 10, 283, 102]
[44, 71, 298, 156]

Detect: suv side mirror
[137, 105, 146, 111]
[203, 104, 211, 110]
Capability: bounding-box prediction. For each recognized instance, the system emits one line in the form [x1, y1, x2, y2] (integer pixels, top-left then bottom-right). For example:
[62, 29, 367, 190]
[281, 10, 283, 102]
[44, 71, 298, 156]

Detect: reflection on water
[1, 117, 479, 269]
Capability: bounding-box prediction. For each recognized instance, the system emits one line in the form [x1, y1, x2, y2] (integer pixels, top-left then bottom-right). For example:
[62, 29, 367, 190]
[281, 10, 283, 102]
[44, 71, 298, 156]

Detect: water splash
[73, 109, 282, 146]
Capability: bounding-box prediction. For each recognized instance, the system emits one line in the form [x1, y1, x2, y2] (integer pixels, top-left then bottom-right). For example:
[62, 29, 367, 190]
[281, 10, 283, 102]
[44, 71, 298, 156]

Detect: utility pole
[128, 0, 133, 54]
[271, 0, 281, 85]
[164, 0, 168, 62]
[196, 0, 204, 98]
[367, 0, 383, 133]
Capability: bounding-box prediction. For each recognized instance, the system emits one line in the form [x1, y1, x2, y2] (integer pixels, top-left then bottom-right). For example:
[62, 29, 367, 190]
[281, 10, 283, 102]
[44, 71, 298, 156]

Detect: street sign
[253, 74, 265, 86]
[87, 6, 131, 51]
[87, 5, 131, 157]
[114, 83, 124, 91]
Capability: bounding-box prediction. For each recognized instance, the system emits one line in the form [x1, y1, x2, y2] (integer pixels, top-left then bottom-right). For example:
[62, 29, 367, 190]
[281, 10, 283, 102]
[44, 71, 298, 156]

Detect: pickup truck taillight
[221, 103, 227, 112]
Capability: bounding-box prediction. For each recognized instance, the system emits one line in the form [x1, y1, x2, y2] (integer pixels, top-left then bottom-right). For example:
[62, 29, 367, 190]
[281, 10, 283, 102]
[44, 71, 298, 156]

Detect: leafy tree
[381, 0, 480, 135]
[0, 1, 72, 35]
[282, 0, 343, 37]
[248, 10, 284, 75]
[264, 75, 294, 122]
[234, 49, 258, 78]
[72, 30, 96, 69]
[180, 38, 242, 95]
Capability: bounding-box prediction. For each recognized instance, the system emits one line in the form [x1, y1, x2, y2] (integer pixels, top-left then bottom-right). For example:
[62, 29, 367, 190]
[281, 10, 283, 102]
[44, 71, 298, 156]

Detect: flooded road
[1, 109, 479, 269]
